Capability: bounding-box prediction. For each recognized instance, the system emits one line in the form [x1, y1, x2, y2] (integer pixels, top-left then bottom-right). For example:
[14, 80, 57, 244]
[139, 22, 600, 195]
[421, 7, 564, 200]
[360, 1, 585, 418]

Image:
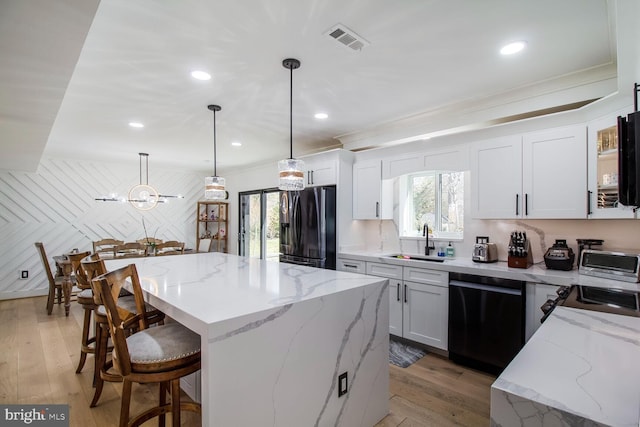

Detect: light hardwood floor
[0, 296, 495, 426]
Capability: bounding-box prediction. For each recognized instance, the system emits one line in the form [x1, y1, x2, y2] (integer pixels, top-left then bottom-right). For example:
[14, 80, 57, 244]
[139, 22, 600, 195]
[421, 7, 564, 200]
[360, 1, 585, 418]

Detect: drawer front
[403, 267, 448, 286]
[366, 262, 403, 279]
[337, 258, 365, 274]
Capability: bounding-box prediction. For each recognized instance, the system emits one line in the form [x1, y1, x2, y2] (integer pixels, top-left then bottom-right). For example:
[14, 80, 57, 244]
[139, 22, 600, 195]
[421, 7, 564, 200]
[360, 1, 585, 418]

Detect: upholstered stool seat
[77, 288, 95, 305]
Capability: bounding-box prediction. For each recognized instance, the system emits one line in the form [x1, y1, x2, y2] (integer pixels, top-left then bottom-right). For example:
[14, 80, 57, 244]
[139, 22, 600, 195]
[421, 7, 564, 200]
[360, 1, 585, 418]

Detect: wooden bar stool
[82, 255, 166, 408]
[66, 251, 93, 374]
[94, 264, 201, 427]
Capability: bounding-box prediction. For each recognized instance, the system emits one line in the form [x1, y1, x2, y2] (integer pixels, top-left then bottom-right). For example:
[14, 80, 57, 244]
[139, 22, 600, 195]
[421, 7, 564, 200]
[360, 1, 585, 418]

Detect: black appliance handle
[525, 193, 529, 216]
[515, 194, 519, 216]
[618, 115, 629, 205]
[404, 284, 408, 303]
[587, 190, 592, 215]
[450, 280, 522, 296]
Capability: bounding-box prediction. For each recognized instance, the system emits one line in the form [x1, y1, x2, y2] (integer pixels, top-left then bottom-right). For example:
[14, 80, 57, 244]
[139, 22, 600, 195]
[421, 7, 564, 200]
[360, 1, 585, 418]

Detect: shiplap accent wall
[0, 157, 203, 300]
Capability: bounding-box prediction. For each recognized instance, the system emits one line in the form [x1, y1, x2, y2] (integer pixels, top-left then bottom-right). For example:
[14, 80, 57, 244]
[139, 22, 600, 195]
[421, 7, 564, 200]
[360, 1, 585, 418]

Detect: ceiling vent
[325, 24, 369, 52]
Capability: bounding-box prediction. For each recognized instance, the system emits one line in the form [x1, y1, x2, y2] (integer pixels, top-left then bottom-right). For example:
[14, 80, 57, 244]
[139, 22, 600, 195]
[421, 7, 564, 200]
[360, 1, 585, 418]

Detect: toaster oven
[578, 249, 640, 282]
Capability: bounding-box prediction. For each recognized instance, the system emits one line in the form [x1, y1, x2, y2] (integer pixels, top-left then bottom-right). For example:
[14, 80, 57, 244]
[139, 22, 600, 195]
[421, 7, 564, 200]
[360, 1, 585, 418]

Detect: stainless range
[541, 284, 640, 322]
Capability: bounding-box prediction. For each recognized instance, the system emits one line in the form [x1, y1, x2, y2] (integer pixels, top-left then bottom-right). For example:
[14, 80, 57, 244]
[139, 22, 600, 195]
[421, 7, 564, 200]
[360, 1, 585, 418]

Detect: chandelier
[204, 104, 227, 200]
[95, 153, 183, 210]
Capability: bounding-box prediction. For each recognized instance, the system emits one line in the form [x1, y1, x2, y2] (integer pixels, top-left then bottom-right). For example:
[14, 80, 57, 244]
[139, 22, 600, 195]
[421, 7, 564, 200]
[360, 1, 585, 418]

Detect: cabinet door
[522, 125, 587, 219]
[353, 161, 382, 219]
[389, 280, 403, 337]
[587, 110, 636, 219]
[402, 281, 448, 350]
[470, 135, 523, 218]
[525, 283, 560, 341]
[305, 160, 336, 186]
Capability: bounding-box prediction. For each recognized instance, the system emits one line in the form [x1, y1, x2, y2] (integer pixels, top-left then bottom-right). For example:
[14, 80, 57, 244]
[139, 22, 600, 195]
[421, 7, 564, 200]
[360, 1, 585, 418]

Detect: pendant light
[278, 58, 305, 191]
[94, 153, 183, 210]
[204, 104, 227, 200]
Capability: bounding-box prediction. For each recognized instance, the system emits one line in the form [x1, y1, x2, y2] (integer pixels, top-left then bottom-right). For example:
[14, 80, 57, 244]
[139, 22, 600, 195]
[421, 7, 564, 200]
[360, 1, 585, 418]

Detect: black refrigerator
[279, 185, 336, 269]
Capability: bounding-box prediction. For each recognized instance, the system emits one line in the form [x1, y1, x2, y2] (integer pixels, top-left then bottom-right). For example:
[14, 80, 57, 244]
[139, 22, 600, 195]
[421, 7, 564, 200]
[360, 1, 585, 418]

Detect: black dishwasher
[448, 272, 525, 375]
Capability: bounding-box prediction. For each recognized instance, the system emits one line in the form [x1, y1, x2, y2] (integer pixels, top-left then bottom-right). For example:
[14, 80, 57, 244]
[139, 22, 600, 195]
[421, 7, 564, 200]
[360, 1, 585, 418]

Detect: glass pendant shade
[204, 175, 226, 200]
[278, 158, 305, 190]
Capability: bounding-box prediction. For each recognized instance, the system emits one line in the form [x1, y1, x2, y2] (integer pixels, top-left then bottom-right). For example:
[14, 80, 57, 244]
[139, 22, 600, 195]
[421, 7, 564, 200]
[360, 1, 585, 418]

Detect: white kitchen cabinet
[366, 262, 448, 350]
[353, 160, 392, 219]
[336, 257, 365, 274]
[471, 125, 587, 219]
[304, 158, 336, 186]
[366, 262, 403, 336]
[586, 109, 636, 219]
[525, 283, 560, 341]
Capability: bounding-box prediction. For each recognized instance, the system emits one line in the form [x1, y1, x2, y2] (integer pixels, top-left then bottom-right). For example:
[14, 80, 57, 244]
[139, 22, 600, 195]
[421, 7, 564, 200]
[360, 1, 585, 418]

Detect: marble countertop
[491, 306, 640, 426]
[105, 252, 387, 331]
[339, 251, 640, 291]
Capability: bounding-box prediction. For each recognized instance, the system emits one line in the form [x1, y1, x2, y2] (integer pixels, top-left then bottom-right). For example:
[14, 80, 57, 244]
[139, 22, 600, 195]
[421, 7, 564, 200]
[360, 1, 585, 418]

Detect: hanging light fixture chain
[207, 104, 222, 177]
[289, 64, 293, 159]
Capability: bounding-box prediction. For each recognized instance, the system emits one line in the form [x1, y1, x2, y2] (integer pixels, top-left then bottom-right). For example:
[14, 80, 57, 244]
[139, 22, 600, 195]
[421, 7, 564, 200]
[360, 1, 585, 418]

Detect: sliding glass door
[238, 189, 280, 260]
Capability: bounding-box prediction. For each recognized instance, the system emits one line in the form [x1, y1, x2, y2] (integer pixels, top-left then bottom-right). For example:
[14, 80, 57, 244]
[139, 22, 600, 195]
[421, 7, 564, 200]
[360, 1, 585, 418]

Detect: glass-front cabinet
[587, 109, 636, 219]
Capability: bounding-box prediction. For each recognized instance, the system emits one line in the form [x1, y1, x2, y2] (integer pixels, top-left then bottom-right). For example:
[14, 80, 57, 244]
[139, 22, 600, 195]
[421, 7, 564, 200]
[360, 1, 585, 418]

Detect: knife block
[508, 240, 533, 269]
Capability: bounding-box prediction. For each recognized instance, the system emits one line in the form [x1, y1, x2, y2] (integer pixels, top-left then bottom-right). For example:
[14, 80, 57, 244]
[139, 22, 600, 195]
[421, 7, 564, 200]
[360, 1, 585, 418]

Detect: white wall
[0, 157, 202, 300]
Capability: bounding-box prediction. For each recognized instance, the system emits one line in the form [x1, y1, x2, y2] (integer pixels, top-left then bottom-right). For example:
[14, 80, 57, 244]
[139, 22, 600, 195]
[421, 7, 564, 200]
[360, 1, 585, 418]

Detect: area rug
[389, 339, 427, 368]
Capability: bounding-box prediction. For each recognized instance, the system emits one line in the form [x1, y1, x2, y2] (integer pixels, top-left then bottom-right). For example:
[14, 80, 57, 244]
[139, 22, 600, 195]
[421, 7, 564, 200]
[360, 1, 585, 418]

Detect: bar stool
[94, 264, 201, 427]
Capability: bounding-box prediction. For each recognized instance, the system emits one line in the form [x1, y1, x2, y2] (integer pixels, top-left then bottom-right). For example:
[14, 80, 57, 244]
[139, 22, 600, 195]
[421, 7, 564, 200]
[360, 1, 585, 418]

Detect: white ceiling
[1, 0, 617, 173]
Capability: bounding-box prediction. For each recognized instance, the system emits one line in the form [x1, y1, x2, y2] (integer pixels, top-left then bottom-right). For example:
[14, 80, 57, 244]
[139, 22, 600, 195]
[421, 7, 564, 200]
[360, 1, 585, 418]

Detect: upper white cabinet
[471, 125, 587, 219]
[353, 160, 392, 219]
[586, 109, 636, 219]
[301, 152, 337, 186]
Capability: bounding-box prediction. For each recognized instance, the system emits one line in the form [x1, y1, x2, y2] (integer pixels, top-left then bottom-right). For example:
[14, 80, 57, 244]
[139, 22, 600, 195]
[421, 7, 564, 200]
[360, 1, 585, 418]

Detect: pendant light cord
[213, 108, 217, 177]
[289, 65, 293, 160]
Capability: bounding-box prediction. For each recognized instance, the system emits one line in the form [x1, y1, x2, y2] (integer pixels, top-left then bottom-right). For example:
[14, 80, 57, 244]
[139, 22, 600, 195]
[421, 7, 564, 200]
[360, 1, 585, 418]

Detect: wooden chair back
[136, 237, 163, 245]
[34, 242, 56, 288]
[81, 255, 107, 305]
[114, 242, 146, 258]
[66, 251, 91, 290]
[93, 264, 148, 377]
[92, 238, 124, 258]
[155, 241, 185, 256]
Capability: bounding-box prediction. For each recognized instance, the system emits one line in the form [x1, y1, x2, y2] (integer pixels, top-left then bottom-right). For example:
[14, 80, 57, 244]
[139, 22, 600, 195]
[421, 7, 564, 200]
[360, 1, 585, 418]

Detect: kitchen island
[105, 252, 389, 427]
[491, 306, 640, 426]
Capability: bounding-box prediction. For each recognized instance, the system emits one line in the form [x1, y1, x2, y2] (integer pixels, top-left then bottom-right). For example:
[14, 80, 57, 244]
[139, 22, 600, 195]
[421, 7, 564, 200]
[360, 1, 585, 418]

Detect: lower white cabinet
[366, 262, 448, 350]
[525, 282, 560, 341]
[336, 258, 365, 274]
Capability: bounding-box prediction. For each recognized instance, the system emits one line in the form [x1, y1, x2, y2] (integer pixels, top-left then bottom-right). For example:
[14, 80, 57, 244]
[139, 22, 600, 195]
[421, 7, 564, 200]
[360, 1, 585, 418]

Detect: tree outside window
[401, 171, 464, 238]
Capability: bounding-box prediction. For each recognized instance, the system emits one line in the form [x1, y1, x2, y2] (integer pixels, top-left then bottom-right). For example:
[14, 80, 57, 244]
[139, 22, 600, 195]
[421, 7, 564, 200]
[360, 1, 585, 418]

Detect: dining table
[104, 251, 390, 427]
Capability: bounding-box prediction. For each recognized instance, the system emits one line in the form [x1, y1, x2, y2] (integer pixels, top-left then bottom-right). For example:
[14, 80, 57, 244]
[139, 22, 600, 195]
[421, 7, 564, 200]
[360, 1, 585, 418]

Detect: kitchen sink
[387, 254, 445, 263]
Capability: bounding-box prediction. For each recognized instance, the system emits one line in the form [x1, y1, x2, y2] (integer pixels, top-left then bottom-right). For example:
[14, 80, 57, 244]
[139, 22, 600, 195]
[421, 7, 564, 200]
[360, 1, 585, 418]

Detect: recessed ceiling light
[191, 70, 211, 81]
[314, 112, 328, 119]
[231, 141, 242, 147]
[129, 122, 144, 128]
[500, 41, 527, 55]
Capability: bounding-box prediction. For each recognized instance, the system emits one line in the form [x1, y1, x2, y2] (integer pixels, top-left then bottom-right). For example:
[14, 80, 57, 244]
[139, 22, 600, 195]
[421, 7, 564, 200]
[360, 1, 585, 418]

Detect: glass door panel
[239, 189, 280, 259]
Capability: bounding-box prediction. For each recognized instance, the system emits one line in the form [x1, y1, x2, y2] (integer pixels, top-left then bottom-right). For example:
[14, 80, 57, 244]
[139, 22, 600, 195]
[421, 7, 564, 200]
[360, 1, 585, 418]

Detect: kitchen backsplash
[345, 218, 640, 264]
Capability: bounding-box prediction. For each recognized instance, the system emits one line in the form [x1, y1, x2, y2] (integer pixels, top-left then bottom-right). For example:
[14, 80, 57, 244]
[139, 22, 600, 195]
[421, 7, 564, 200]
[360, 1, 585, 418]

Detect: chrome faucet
[423, 224, 435, 256]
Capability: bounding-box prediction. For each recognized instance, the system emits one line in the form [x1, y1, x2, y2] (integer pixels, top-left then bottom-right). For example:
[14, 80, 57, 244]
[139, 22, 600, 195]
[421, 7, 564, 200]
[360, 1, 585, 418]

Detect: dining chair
[136, 237, 163, 246]
[114, 242, 146, 258]
[93, 238, 124, 259]
[66, 251, 94, 374]
[81, 254, 166, 408]
[34, 242, 77, 315]
[94, 264, 201, 427]
[154, 240, 185, 256]
[197, 238, 213, 253]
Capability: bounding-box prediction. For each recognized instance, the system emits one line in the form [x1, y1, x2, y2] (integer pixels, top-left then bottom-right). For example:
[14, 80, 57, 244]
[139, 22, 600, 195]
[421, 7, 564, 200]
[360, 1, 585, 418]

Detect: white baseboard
[0, 288, 48, 301]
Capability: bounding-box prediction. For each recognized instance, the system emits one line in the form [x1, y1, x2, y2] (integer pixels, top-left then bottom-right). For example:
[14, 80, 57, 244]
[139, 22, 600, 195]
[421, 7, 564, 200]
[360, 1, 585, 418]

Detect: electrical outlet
[19, 270, 28, 279]
[338, 372, 348, 397]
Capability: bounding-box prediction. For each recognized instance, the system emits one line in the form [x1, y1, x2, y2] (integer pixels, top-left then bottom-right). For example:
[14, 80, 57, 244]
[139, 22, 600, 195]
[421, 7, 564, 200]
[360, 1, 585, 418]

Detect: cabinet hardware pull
[396, 283, 400, 301]
[311, 170, 314, 184]
[515, 194, 519, 216]
[587, 190, 592, 215]
[375, 202, 379, 218]
[344, 264, 358, 269]
[404, 284, 408, 303]
[525, 193, 529, 216]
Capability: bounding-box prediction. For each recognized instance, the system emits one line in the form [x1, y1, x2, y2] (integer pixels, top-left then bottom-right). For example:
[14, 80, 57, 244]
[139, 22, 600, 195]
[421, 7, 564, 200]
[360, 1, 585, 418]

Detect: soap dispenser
[446, 242, 455, 257]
